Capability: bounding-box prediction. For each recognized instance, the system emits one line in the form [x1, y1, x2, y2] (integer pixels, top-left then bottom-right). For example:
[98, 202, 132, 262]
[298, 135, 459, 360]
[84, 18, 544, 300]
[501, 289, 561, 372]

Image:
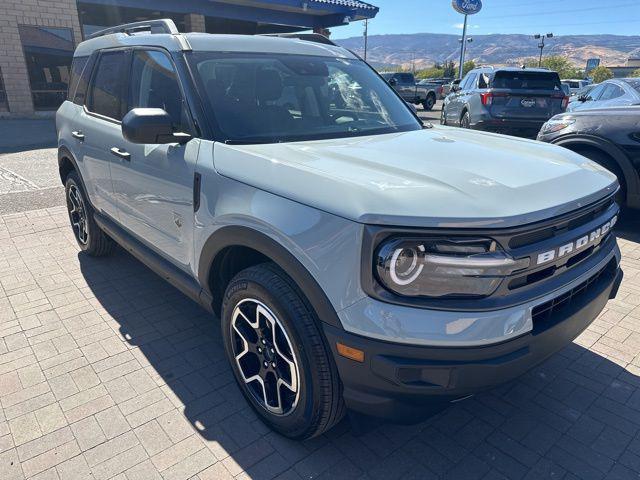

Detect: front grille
[531, 259, 616, 325]
[509, 196, 615, 249]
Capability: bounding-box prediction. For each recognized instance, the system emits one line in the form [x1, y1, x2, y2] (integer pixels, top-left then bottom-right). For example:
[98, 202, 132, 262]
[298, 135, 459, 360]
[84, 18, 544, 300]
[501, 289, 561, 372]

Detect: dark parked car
[441, 67, 569, 138]
[538, 106, 640, 209]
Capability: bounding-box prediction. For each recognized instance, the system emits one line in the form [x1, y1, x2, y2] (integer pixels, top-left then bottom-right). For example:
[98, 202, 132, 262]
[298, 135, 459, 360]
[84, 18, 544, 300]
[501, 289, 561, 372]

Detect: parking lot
[2, 120, 640, 480]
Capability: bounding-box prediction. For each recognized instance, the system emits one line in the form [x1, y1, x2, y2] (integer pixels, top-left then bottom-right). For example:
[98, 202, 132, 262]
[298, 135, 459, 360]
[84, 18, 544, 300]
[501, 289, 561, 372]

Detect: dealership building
[0, 0, 378, 117]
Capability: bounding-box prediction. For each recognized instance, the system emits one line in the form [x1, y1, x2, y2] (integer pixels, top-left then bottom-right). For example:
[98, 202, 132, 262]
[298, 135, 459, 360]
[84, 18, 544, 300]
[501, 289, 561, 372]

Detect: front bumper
[324, 257, 622, 422]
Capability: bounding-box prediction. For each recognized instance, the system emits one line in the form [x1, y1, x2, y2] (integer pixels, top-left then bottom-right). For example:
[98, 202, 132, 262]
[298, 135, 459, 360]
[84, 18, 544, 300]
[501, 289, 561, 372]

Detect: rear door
[76, 49, 129, 220]
[487, 70, 566, 120]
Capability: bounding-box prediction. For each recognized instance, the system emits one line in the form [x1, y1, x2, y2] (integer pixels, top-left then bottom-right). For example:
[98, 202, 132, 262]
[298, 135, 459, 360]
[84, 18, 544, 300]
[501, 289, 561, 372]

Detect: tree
[630, 68, 640, 78]
[462, 60, 476, 76]
[415, 66, 445, 79]
[523, 56, 583, 79]
[590, 66, 614, 83]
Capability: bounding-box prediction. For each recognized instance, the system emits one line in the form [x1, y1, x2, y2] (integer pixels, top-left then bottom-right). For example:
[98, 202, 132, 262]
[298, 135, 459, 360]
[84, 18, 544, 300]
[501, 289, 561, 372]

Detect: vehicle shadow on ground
[78, 238, 640, 478]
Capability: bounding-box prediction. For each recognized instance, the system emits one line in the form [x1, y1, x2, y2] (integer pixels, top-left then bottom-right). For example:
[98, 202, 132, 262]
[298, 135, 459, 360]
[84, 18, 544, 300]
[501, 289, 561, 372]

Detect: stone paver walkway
[1, 207, 640, 479]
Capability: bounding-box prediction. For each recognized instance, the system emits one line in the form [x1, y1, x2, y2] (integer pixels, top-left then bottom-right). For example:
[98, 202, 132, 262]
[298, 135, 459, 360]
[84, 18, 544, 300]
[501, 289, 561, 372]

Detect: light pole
[457, 14, 468, 79]
[363, 18, 368, 61]
[458, 36, 473, 77]
[534, 33, 553, 67]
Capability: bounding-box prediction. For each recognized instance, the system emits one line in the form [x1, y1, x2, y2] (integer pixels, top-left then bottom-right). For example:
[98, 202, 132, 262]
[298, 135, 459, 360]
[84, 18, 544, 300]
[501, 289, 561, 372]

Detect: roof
[310, 0, 377, 10]
[75, 31, 356, 59]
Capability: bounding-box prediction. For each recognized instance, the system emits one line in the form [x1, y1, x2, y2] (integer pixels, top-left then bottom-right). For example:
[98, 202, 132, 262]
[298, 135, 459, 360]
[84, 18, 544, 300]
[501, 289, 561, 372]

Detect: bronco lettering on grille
[536, 216, 617, 266]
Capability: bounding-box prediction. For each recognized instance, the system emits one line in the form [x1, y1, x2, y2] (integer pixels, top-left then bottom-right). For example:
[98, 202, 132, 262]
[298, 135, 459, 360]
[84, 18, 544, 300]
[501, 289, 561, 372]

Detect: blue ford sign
[452, 0, 483, 15]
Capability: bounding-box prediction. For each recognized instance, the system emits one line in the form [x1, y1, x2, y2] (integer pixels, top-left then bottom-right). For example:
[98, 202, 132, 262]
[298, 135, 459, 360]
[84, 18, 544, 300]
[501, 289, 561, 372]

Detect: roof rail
[261, 33, 338, 47]
[87, 19, 179, 40]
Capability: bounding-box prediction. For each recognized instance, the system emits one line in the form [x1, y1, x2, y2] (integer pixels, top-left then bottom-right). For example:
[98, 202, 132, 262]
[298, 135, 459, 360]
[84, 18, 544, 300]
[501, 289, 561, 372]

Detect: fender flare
[198, 225, 342, 328]
[551, 134, 639, 202]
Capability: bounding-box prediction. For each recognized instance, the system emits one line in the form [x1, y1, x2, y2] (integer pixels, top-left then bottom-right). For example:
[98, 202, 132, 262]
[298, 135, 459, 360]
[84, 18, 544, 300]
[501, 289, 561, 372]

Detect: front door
[110, 48, 198, 270]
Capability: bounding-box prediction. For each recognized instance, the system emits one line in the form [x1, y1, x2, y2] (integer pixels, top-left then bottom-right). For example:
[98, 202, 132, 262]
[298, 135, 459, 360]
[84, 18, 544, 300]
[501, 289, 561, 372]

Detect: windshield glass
[492, 71, 562, 90]
[623, 78, 640, 94]
[189, 53, 421, 144]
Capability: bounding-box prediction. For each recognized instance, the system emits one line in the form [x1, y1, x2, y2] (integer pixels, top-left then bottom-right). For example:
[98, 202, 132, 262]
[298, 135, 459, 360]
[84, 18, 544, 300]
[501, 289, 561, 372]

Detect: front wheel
[221, 263, 345, 439]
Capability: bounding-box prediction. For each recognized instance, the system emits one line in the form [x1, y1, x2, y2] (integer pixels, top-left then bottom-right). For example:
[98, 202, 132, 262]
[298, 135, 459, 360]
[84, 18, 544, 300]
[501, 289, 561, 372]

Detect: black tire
[64, 171, 115, 256]
[221, 263, 345, 439]
[422, 94, 436, 111]
[579, 149, 627, 208]
[460, 111, 471, 129]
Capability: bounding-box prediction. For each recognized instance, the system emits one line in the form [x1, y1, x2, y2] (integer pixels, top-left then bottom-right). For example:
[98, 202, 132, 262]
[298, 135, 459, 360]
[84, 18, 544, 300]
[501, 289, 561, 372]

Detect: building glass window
[18, 25, 74, 111]
[0, 68, 8, 112]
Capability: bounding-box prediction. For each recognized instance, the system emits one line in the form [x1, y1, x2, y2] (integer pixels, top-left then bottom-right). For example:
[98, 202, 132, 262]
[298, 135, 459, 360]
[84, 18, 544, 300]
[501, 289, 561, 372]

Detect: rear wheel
[460, 111, 471, 129]
[422, 94, 436, 111]
[64, 171, 115, 256]
[221, 263, 345, 439]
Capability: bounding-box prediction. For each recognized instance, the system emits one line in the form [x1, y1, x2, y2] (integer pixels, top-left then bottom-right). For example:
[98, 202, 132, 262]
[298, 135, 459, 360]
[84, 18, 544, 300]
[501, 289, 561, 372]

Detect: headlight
[541, 118, 575, 134]
[375, 237, 530, 298]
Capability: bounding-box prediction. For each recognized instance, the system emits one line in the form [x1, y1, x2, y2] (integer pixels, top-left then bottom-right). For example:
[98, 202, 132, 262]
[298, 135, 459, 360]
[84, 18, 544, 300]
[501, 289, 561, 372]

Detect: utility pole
[363, 18, 368, 61]
[458, 14, 468, 79]
[534, 33, 553, 67]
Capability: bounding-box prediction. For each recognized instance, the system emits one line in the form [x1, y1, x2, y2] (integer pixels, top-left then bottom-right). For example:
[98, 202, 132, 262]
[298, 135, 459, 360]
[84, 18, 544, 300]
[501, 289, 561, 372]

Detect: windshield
[623, 78, 640, 94]
[492, 71, 562, 90]
[189, 53, 421, 144]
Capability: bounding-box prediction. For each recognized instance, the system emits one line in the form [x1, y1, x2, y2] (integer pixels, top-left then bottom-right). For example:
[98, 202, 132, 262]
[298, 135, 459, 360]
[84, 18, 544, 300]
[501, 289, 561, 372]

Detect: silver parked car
[567, 78, 640, 112]
[442, 67, 569, 138]
[57, 19, 621, 440]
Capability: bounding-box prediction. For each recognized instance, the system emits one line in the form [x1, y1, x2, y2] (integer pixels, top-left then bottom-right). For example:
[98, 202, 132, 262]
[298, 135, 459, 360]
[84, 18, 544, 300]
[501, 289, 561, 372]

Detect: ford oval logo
[452, 0, 483, 15]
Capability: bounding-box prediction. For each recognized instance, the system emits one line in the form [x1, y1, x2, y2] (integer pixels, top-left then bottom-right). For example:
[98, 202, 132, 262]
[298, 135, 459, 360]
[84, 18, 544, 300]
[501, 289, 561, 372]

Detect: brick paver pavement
[1, 206, 640, 480]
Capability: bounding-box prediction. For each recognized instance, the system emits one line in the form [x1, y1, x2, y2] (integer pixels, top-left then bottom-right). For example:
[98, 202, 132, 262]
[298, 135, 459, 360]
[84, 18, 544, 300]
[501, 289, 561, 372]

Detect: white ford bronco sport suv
[57, 20, 623, 439]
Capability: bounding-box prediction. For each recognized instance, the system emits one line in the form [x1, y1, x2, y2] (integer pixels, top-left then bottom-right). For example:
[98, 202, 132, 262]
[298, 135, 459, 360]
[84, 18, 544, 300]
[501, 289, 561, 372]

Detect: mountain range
[336, 33, 640, 70]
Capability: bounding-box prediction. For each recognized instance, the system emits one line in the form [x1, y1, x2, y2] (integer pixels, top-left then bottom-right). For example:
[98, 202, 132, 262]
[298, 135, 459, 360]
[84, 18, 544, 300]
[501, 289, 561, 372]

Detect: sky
[332, 0, 640, 39]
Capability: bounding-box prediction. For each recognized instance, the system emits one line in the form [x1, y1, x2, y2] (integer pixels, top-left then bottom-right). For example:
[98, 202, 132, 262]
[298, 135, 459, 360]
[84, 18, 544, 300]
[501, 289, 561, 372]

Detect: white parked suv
[56, 19, 622, 439]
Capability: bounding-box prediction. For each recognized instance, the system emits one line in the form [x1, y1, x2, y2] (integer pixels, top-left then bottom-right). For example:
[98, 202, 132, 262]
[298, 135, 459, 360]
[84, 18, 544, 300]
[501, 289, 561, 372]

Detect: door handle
[71, 130, 85, 140]
[110, 147, 131, 161]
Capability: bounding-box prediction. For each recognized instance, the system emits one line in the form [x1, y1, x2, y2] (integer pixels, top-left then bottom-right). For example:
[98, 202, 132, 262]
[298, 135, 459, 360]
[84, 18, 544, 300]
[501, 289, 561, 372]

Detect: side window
[587, 84, 606, 101]
[88, 51, 127, 120]
[600, 84, 624, 101]
[129, 50, 189, 132]
[462, 73, 477, 90]
[70, 55, 95, 106]
[398, 73, 413, 84]
[68, 56, 88, 101]
[478, 73, 490, 89]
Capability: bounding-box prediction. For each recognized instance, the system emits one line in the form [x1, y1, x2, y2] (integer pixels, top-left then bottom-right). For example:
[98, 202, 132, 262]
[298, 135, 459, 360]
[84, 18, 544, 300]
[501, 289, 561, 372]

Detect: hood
[213, 126, 618, 228]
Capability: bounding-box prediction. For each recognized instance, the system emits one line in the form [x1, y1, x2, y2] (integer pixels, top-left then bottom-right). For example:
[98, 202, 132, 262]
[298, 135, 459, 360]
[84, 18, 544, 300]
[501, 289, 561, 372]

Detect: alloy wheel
[68, 184, 88, 245]
[230, 298, 300, 415]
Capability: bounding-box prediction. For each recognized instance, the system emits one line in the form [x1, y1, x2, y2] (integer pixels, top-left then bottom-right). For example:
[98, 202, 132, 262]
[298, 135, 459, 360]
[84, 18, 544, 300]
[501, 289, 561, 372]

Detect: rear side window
[600, 84, 625, 101]
[492, 71, 561, 91]
[68, 56, 88, 101]
[88, 51, 127, 120]
[71, 55, 95, 106]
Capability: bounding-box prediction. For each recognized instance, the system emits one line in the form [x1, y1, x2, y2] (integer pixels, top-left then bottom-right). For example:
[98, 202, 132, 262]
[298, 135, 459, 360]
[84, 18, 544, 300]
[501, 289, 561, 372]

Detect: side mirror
[451, 84, 460, 92]
[389, 78, 397, 86]
[578, 95, 588, 102]
[122, 108, 191, 145]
